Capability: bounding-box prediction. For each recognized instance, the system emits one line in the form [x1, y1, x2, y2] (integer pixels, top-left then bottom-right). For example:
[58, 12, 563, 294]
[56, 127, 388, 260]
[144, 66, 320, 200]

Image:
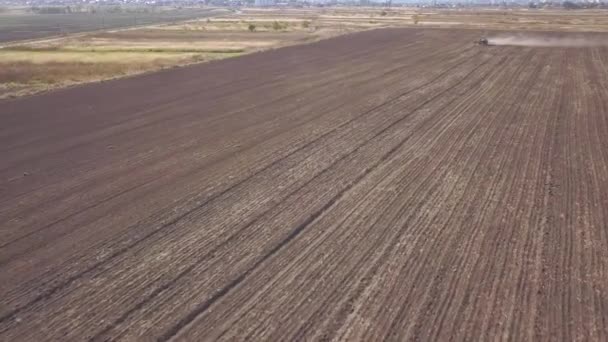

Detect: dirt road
[1, 28, 608, 341]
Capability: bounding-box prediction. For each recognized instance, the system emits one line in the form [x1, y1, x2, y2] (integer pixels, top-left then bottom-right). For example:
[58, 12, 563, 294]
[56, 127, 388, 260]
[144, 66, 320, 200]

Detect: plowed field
[1, 28, 608, 340]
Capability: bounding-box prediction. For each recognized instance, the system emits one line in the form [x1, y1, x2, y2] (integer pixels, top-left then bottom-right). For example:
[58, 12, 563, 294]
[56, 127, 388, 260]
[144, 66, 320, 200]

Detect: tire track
[0, 40, 482, 326]
[2, 28, 608, 341]
[0, 41, 476, 248]
[1, 45, 492, 341]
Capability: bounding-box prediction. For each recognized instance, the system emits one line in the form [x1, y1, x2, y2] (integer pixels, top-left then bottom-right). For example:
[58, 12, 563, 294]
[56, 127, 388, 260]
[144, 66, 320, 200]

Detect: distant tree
[272, 21, 283, 30]
[248, 24, 256, 32]
[562, 1, 580, 9]
[35, 6, 69, 14]
[412, 14, 420, 24]
[109, 6, 123, 13]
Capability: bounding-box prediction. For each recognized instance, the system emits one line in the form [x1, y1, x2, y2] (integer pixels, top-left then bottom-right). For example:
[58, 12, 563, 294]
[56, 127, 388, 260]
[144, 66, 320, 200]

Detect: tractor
[476, 37, 489, 46]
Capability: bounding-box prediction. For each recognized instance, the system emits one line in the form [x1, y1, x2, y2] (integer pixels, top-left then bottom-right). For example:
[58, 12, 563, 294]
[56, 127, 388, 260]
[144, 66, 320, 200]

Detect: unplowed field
[0, 9, 224, 43]
[1, 28, 608, 340]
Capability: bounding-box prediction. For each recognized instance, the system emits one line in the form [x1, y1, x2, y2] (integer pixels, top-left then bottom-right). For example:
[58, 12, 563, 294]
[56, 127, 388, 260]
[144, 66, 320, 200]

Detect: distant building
[254, 0, 275, 5]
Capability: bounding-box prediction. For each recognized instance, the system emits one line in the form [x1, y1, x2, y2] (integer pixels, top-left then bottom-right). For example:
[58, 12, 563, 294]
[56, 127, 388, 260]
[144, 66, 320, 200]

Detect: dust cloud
[487, 34, 608, 47]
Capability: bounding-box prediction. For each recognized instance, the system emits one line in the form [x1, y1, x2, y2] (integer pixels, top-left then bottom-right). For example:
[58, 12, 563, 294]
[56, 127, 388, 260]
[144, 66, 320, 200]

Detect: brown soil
[1, 27, 607, 341]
